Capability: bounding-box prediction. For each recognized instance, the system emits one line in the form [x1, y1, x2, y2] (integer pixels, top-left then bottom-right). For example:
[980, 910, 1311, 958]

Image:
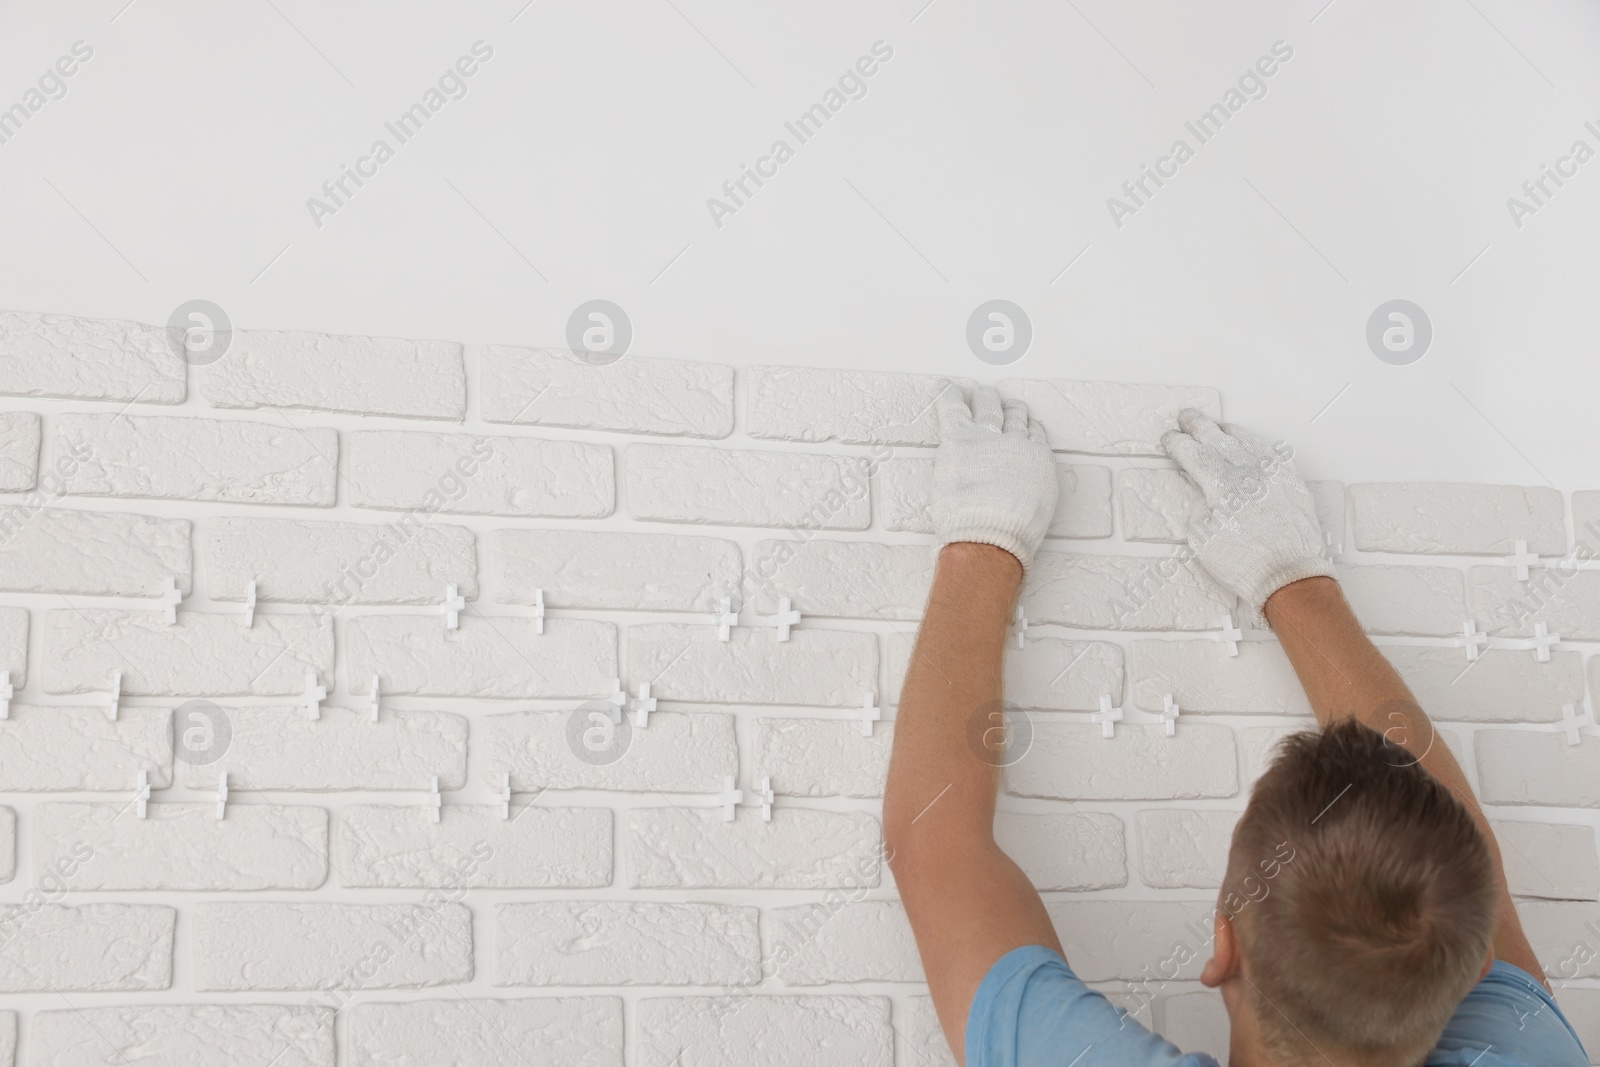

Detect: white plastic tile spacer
[759, 776, 774, 822]
[0, 669, 11, 721]
[715, 597, 738, 641]
[441, 583, 465, 629]
[1012, 604, 1028, 650]
[1092, 695, 1123, 739]
[1161, 693, 1181, 737]
[1531, 621, 1560, 663]
[858, 692, 882, 737]
[766, 596, 801, 642]
[500, 772, 513, 820]
[134, 769, 150, 819]
[215, 769, 229, 821]
[1557, 703, 1597, 746]
[244, 579, 257, 628]
[1322, 530, 1344, 564]
[533, 588, 546, 634]
[428, 775, 442, 823]
[303, 671, 325, 721]
[159, 576, 182, 625]
[369, 674, 381, 722]
[107, 670, 122, 722]
[1215, 614, 1243, 657]
[1506, 539, 1538, 582]
[719, 775, 743, 822]
[605, 678, 627, 724]
[1459, 620, 1489, 662]
[631, 682, 657, 728]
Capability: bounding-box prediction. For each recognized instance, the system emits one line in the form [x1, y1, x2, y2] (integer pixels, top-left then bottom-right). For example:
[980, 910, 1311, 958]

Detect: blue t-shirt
[967, 945, 1590, 1067]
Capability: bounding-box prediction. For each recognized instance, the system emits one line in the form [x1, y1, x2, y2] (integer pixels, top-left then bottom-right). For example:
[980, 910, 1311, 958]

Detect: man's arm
[1265, 575, 1546, 986]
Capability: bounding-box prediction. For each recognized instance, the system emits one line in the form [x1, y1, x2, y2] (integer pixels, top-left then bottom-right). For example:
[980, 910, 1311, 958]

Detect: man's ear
[1200, 910, 1240, 988]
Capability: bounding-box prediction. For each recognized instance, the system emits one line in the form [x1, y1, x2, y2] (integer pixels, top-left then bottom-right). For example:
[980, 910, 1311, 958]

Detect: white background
[0, 0, 1596, 486]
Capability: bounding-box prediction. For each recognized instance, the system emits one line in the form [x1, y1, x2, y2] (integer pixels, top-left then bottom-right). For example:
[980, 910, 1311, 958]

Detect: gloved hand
[1161, 409, 1334, 626]
[931, 384, 1059, 574]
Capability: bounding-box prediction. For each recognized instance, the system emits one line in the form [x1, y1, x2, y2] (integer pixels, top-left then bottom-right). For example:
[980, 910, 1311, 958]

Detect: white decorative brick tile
[204, 517, 476, 603]
[626, 444, 870, 530]
[905, 996, 957, 1067]
[996, 380, 1222, 456]
[625, 808, 882, 889]
[751, 539, 932, 620]
[1335, 563, 1464, 636]
[1135, 809, 1240, 889]
[0, 904, 173, 991]
[31, 1005, 335, 1067]
[887, 633, 1124, 710]
[0, 706, 171, 790]
[0, 310, 185, 404]
[1574, 490, 1600, 543]
[1006, 723, 1238, 801]
[193, 902, 472, 990]
[1308, 480, 1345, 543]
[348, 430, 613, 517]
[1492, 821, 1600, 901]
[338, 805, 611, 888]
[628, 624, 876, 707]
[497, 902, 759, 986]
[1518, 903, 1600, 978]
[1476, 731, 1600, 808]
[995, 811, 1128, 891]
[1023, 552, 1233, 631]
[1468, 566, 1600, 640]
[1158, 992, 1230, 1062]
[0, 507, 189, 596]
[764, 901, 921, 984]
[50, 413, 336, 505]
[0, 607, 24, 686]
[1554, 988, 1600, 1058]
[34, 803, 327, 890]
[871, 457, 1112, 538]
[0, 411, 40, 490]
[482, 710, 735, 792]
[0, 1011, 10, 1067]
[876, 457, 934, 534]
[746, 366, 953, 445]
[1350, 482, 1565, 555]
[1045, 900, 1216, 981]
[181, 707, 466, 791]
[202, 330, 466, 419]
[348, 997, 622, 1067]
[489, 528, 740, 612]
[346, 615, 616, 699]
[44, 610, 330, 696]
[482, 346, 733, 438]
[1381, 646, 1580, 723]
[1130, 639, 1312, 715]
[0, 807, 13, 885]
[754, 718, 892, 798]
[1119, 468, 1196, 544]
[1241, 726, 1305, 790]
[636, 996, 891, 1067]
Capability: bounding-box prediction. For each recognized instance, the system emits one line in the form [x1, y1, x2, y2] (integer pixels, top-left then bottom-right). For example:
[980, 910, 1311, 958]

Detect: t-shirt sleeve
[965, 944, 1221, 1067]
[1428, 960, 1590, 1066]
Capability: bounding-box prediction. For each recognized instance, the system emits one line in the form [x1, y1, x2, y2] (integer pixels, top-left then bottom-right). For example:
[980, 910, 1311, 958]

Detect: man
[883, 387, 1590, 1066]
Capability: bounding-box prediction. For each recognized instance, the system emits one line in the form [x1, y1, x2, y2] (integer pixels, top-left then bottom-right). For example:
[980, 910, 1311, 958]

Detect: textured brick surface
[0, 310, 185, 403]
[1492, 821, 1600, 901]
[1381, 645, 1580, 723]
[1119, 467, 1197, 543]
[751, 539, 931, 620]
[348, 430, 614, 517]
[30, 1005, 335, 1067]
[1045, 900, 1216, 981]
[1477, 731, 1600, 808]
[996, 380, 1222, 455]
[1130, 638, 1311, 715]
[871, 456, 1113, 538]
[202, 330, 466, 418]
[1135, 809, 1240, 888]
[636, 996, 892, 1067]
[51, 413, 336, 505]
[482, 346, 733, 437]
[0, 808, 13, 885]
[1006, 723, 1239, 800]
[1023, 552, 1233, 631]
[348, 997, 622, 1067]
[0, 411, 40, 490]
[0, 904, 173, 991]
[489, 528, 740, 611]
[1469, 566, 1600, 640]
[204, 517, 477, 603]
[483, 710, 736, 792]
[764, 901, 921, 984]
[0, 507, 190, 596]
[45, 609, 331, 695]
[906, 996, 957, 1067]
[626, 444, 870, 529]
[0, 706, 171, 790]
[1335, 563, 1465, 636]
[887, 633, 1123, 710]
[1519, 903, 1600, 979]
[181, 707, 466, 791]
[628, 624, 876, 706]
[1554, 988, 1600, 1063]
[625, 808, 882, 889]
[994, 812, 1128, 890]
[0, 607, 24, 686]
[346, 615, 615, 698]
[745, 366, 953, 445]
[34, 803, 328, 890]
[338, 804, 612, 888]
[193, 902, 472, 990]
[1350, 482, 1565, 555]
[497, 902, 759, 985]
[1159, 992, 1230, 1062]
[754, 717, 892, 797]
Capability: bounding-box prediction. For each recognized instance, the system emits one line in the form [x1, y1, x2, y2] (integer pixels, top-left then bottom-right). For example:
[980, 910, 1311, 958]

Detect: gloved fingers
[1161, 429, 1212, 481]
[934, 387, 974, 439]
[1222, 422, 1277, 464]
[970, 385, 1005, 432]
[1179, 410, 1253, 467]
[1027, 418, 1048, 446]
[1001, 399, 1029, 435]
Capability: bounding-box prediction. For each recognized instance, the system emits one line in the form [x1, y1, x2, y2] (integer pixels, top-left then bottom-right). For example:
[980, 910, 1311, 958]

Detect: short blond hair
[1226, 719, 1498, 1063]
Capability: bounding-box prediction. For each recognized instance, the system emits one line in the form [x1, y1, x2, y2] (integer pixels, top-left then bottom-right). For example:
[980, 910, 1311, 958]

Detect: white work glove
[1161, 409, 1334, 626]
[931, 384, 1059, 573]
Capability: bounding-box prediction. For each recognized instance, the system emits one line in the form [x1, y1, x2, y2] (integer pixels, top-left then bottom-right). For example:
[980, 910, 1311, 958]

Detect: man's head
[1207, 718, 1499, 1064]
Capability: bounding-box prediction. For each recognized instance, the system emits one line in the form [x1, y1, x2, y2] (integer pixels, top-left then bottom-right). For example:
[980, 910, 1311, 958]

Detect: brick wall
[0, 308, 1596, 1065]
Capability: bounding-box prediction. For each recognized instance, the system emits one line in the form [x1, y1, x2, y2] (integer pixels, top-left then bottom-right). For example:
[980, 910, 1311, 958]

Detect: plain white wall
[0, 0, 1596, 486]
